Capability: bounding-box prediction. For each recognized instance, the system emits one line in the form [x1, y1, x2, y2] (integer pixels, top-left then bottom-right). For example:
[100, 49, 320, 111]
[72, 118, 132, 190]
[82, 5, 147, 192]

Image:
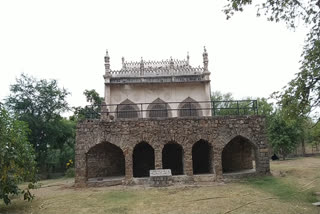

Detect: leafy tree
[45, 119, 76, 173]
[224, 0, 320, 122]
[268, 111, 300, 160]
[211, 91, 259, 115]
[71, 89, 104, 121]
[0, 104, 37, 205]
[5, 74, 71, 172]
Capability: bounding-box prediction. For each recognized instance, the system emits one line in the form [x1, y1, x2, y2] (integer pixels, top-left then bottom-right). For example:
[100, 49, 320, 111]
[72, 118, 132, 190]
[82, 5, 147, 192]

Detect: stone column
[257, 147, 270, 174]
[154, 146, 163, 169]
[184, 146, 193, 176]
[123, 147, 133, 181]
[213, 148, 223, 181]
[75, 153, 87, 187]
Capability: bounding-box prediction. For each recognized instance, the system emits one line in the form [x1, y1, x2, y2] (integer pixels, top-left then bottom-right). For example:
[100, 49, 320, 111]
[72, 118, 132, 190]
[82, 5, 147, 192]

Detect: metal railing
[84, 100, 258, 120]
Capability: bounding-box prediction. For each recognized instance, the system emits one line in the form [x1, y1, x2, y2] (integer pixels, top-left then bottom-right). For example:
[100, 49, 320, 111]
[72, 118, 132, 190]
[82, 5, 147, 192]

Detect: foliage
[224, 0, 320, 30]
[267, 111, 301, 159]
[275, 40, 320, 121]
[211, 91, 258, 115]
[5, 74, 74, 173]
[224, 0, 320, 122]
[71, 89, 104, 121]
[0, 104, 37, 205]
[257, 97, 274, 117]
[64, 168, 75, 178]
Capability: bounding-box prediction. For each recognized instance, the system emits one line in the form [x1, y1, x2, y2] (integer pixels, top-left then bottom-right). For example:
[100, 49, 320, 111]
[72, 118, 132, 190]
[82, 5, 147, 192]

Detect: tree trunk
[301, 139, 306, 156]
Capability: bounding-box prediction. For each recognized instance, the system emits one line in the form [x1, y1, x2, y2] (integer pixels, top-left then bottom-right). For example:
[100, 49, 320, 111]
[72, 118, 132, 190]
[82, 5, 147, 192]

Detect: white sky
[0, 0, 307, 110]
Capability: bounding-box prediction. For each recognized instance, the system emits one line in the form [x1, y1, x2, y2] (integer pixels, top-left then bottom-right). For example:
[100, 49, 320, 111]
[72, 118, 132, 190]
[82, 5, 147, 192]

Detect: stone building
[75, 48, 270, 187]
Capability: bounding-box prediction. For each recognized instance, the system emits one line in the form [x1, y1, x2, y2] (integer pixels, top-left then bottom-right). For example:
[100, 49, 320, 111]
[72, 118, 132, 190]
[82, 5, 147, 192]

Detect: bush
[65, 168, 75, 178]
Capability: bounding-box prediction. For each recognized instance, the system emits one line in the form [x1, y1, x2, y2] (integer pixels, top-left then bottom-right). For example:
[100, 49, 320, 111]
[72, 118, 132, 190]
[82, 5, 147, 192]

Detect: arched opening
[162, 142, 184, 175]
[133, 142, 155, 177]
[192, 140, 213, 174]
[147, 98, 171, 118]
[117, 99, 139, 119]
[178, 97, 202, 117]
[86, 142, 125, 179]
[222, 136, 257, 173]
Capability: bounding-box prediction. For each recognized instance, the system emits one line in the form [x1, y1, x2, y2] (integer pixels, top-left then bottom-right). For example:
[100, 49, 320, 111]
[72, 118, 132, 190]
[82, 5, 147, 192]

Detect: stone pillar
[154, 146, 163, 169]
[184, 146, 193, 176]
[210, 145, 215, 174]
[213, 148, 223, 181]
[123, 147, 133, 181]
[75, 153, 87, 187]
[257, 147, 270, 174]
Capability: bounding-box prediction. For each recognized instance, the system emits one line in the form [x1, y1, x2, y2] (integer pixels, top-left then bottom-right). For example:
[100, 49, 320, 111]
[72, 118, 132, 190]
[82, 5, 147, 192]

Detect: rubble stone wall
[75, 116, 270, 187]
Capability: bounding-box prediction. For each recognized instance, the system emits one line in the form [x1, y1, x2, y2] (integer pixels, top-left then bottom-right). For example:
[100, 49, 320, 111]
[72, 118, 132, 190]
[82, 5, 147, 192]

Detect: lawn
[1, 156, 320, 214]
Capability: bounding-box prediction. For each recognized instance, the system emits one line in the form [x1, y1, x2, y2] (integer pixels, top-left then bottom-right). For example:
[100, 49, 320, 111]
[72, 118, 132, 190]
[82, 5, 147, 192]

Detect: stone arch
[116, 99, 140, 119]
[192, 139, 213, 174]
[146, 98, 172, 118]
[162, 142, 184, 175]
[222, 135, 257, 173]
[86, 142, 125, 179]
[178, 97, 202, 117]
[133, 141, 155, 177]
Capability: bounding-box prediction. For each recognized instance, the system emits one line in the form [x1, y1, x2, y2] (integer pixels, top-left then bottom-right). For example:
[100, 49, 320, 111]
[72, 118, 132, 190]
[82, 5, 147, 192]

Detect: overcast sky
[0, 0, 308, 111]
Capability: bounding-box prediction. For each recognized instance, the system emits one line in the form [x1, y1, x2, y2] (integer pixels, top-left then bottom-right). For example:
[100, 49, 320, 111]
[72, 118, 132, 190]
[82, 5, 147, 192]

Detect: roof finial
[187, 51, 190, 65]
[203, 46, 208, 72]
[104, 49, 110, 73]
[140, 57, 144, 75]
[170, 56, 174, 69]
[121, 56, 125, 69]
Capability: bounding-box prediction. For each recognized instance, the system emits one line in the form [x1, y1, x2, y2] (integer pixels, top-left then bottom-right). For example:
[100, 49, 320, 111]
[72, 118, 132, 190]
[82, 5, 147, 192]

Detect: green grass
[104, 191, 136, 202]
[245, 176, 317, 203]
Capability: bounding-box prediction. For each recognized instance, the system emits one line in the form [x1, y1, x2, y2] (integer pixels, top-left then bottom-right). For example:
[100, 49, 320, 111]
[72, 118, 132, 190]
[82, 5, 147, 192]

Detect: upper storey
[103, 47, 210, 84]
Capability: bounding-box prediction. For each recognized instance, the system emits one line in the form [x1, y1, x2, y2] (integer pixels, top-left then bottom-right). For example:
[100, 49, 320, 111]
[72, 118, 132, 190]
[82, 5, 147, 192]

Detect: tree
[211, 91, 259, 115]
[224, 0, 320, 122]
[268, 111, 300, 160]
[71, 89, 104, 121]
[5, 74, 70, 172]
[0, 104, 37, 205]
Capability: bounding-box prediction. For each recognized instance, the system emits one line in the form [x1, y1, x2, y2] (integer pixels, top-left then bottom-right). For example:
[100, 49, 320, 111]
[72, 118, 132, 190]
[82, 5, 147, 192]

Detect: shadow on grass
[245, 176, 317, 203]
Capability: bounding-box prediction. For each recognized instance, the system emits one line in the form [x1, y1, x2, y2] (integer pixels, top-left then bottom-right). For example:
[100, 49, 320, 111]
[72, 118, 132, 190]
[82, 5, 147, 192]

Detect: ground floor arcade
[75, 116, 270, 187]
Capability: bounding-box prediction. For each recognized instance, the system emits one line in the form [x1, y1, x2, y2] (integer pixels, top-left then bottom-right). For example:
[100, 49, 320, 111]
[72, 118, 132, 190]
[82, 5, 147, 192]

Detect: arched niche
[192, 139, 213, 174]
[116, 99, 139, 119]
[178, 97, 202, 117]
[86, 142, 125, 179]
[133, 142, 155, 177]
[162, 142, 184, 175]
[147, 98, 172, 118]
[222, 135, 257, 173]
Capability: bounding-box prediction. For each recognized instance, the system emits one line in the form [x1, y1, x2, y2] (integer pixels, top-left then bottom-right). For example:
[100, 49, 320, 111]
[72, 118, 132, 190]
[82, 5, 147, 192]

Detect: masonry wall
[106, 82, 212, 117]
[75, 116, 270, 187]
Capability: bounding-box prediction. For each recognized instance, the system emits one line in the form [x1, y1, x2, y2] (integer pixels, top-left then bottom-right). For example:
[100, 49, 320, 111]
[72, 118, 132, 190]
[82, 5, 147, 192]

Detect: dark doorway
[222, 136, 256, 173]
[192, 140, 212, 174]
[162, 143, 184, 175]
[133, 142, 155, 177]
[86, 142, 125, 179]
